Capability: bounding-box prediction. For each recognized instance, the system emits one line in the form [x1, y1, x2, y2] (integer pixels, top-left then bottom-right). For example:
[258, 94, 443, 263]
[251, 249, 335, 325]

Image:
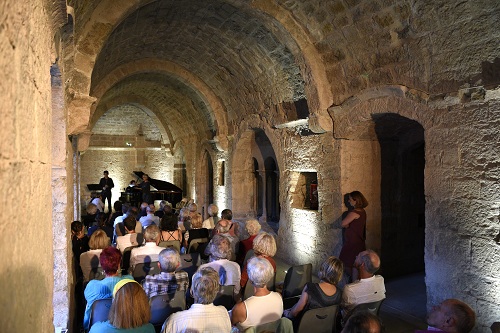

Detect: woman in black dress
[139, 174, 152, 204]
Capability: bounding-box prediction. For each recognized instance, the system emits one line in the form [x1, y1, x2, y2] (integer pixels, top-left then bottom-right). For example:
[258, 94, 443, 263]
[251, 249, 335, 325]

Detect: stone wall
[0, 1, 57, 332]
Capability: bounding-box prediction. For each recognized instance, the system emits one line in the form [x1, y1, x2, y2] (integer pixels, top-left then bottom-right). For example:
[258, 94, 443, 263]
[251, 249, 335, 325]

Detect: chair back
[244, 317, 294, 333]
[243, 249, 255, 266]
[351, 299, 384, 317]
[296, 304, 338, 333]
[243, 273, 276, 300]
[178, 253, 201, 284]
[213, 285, 235, 310]
[89, 298, 112, 329]
[158, 240, 181, 252]
[88, 266, 105, 281]
[132, 261, 161, 282]
[121, 245, 138, 273]
[491, 322, 500, 333]
[149, 289, 186, 328]
[187, 237, 209, 254]
[282, 295, 301, 309]
[282, 263, 312, 298]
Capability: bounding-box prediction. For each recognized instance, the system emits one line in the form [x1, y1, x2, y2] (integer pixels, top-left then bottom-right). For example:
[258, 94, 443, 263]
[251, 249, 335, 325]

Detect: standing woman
[339, 191, 368, 281]
[139, 174, 153, 205]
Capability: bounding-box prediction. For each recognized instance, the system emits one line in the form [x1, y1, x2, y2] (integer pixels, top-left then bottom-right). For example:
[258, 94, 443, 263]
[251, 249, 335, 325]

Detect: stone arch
[74, 0, 333, 133]
[90, 59, 229, 149]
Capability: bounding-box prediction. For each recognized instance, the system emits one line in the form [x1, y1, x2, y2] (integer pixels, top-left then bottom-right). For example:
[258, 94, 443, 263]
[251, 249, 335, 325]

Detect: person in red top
[339, 190, 368, 281]
[237, 219, 261, 265]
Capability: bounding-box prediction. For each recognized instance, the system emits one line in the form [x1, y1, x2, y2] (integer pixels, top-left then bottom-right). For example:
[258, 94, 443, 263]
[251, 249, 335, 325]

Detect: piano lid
[133, 171, 183, 193]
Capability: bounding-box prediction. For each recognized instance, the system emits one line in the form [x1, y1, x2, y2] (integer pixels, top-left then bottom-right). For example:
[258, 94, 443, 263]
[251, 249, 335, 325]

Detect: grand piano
[120, 171, 183, 208]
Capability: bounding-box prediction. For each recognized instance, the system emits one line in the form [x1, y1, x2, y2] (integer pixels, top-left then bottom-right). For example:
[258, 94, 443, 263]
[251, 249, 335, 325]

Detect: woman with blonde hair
[89, 279, 154, 332]
[80, 229, 111, 282]
[283, 256, 343, 328]
[240, 232, 277, 289]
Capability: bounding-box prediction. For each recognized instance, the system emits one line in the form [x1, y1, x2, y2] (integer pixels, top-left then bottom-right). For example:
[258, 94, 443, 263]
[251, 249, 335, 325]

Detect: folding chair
[132, 261, 161, 282]
[88, 298, 112, 330]
[213, 285, 235, 310]
[282, 263, 312, 298]
[244, 317, 294, 333]
[158, 240, 181, 252]
[296, 305, 339, 333]
[149, 289, 186, 333]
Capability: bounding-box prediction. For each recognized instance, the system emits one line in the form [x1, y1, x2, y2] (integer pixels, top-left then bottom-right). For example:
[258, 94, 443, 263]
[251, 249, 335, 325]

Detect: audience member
[83, 247, 133, 330]
[162, 267, 231, 333]
[91, 193, 105, 213]
[71, 221, 90, 273]
[240, 232, 277, 289]
[129, 225, 164, 272]
[178, 207, 190, 231]
[142, 247, 189, 298]
[237, 219, 261, 264]
[416, 299, 475, 333]
[139, 205, 160, 228]
[137, 202, 149, 220]
[80, 229, 111, 283]
[155, 200, 170, 219]
[115, 207, 142, 237]
[202, 203, 219, 229]
[107, 201, 123, 226]
[215, 219, 239, 261]
[83, 203, 98, 228]
[184, 214, 209, 248]
[113, 203, 130, 228]
[284, 256, 343, 327]
[341, 312, 384, 333]
[341, 250, 385, 320]
[88, 211, 113, 239]
[89, 279, 154, 333]
[201, 234, 241, 297]
[231, 257, 283, 331]
[116, 216, 144, 253]
[159, 207, 182, 242]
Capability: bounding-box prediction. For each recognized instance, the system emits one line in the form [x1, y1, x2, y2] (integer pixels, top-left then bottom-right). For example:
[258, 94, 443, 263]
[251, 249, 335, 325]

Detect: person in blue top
[83, 247, 133, 331]
[89, 279, 154, 333]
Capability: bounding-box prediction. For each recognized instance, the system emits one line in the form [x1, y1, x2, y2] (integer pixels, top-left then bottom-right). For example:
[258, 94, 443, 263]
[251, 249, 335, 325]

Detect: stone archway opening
[373, 113, 425, 278]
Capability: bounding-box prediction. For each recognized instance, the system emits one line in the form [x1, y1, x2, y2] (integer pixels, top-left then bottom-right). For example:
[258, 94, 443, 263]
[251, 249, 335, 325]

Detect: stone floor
[273, 257, 428, 332]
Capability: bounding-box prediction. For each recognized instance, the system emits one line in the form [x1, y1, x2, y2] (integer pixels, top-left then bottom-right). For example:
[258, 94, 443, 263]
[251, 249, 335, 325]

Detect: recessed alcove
[290, 171, 318, 210]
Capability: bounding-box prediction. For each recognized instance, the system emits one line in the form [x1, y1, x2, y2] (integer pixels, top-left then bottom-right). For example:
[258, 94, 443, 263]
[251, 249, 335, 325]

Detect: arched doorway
[373, 113, 425, 277]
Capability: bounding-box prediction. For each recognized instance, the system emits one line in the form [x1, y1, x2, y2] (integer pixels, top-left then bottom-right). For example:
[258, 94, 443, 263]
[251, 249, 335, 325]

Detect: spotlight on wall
[125, 142, 133, 147]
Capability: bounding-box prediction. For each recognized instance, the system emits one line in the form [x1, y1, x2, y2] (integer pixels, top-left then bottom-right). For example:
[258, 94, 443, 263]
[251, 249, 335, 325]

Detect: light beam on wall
[289, 208, 319, 262]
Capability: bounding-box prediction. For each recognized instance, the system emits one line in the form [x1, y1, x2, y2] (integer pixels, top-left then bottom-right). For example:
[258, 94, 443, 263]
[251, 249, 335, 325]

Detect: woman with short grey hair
[230, 257, 283, 331]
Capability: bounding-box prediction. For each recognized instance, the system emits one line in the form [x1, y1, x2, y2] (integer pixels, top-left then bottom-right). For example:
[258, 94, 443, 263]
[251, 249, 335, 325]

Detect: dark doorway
[374, 113, 425, 277]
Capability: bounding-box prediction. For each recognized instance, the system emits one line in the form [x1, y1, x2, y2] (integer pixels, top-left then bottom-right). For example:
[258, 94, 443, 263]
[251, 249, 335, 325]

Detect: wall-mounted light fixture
[126, 142, 133, 147]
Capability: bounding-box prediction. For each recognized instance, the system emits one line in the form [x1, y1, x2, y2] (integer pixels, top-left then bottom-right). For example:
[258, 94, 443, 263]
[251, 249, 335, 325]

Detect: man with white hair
[142, 247, 189, 298]
[162, 267, 231, 333]
[129, 225, 164, 272]
[201, 234, 241, 298]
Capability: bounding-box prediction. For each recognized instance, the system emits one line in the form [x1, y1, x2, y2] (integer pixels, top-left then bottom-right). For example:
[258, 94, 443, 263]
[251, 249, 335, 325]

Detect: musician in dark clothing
[139, 173, 153, 204]
[99, 170, 114, 213]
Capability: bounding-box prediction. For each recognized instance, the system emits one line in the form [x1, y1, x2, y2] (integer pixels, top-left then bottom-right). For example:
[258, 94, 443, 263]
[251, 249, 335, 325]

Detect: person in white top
[129, 225, 164, 272]
[231, 257, 283, 331]
[200, 234, 241, 297]
[91, 193, 104, 213]
[116, 216, 144, 253]
[139, 205, 160, 228]
[202, 204, 219, 229]
[162, 266, 231, 333]
[341, 249, 386, 319]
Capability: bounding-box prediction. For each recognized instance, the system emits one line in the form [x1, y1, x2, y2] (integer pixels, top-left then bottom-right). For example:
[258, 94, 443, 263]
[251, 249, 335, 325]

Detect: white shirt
[202, 217, 215, 229]
[162, 303, 231, 333]
[113, 213, 128, 227]
[116, 233, 143, 252]
[139, 213, 160, 228]
[238, 292, 283, 331]
[341, 275, 386, 314]
[129, 242, 165, 270]
[91, 198, 104, 212]
[200, 259, 241, 294]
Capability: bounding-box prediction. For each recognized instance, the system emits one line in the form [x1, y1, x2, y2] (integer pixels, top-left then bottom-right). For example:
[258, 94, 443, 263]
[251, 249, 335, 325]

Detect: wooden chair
[282, 264, 312, 298]
[296, 305, 339, 333]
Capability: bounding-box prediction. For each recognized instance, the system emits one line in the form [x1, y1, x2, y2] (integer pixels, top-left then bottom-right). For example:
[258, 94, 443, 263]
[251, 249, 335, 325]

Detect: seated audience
[284, 256, 343, 327]
[129, 225, 164, 272]
[240, 232, 277, 289]
[80, 229, 111, 283]
[142, 247, 189, 298]
[115, 206, 142, 237]
[88, 211, 113, 240]
[116, 216, 144, 253]
[137, 202, 149, 220]
[89, 279, 155, 333]
[215, 219, 239, 261]
[83, 203, 98, 228]
[184, 214, 209, 248]
[113, 203, 130, 227]
[159, 207, 182, 242]
[162, 267, 231, 333]
[83, 247, 133, 330]
[214, 208, 238, 237]
[201, 234, 241, 297]
[231, 257, 283, 331]
[202, 203, 219, 229]
[341, 250, 386, 320]
[341, 312, 384, 333]
[178, 207, 190, 231]
[139, 205, 160, 228]
[237, 219, 261, 264]
[71, 221, 90, 279]
[91, 193, 105, 213]
[155, 200, 170, 219]
[107, 201, 123, 226]
[416, 299, 475, 333]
